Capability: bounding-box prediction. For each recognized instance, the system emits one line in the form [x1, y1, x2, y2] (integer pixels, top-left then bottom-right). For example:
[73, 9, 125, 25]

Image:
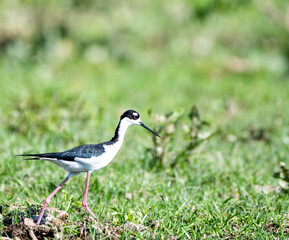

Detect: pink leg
[82, 172, 97, 219]
[37, 176, 70, 225]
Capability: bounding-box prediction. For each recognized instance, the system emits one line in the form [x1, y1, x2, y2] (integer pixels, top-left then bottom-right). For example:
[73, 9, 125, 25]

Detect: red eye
[133, 115, 138, 120]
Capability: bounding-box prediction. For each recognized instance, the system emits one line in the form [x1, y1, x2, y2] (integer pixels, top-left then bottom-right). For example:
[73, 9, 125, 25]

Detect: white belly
[44, 142, 122, 173]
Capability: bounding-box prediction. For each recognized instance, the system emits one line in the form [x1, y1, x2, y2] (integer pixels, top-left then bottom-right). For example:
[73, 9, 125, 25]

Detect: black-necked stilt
[19, 110, 160, 225]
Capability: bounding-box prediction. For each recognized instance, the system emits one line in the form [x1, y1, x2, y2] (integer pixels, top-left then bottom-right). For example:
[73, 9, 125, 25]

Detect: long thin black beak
[140, 122, 160, 137]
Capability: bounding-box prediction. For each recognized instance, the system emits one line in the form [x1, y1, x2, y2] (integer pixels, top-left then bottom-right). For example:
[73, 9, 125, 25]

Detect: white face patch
[129, 117, 141, 125]
[121, 116, 140, 126]
[135, 118, 141, 124]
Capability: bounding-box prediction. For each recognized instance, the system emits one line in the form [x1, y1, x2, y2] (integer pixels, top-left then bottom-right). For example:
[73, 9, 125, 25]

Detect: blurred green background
[1, 0, 289, 238]
[0, 0, 288, 108]
[0, 0, 288, 151]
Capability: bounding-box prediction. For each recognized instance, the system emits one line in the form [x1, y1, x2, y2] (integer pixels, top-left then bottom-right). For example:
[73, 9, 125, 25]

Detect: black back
[19, 110, 141, 161]
[19, 144, 105, 161]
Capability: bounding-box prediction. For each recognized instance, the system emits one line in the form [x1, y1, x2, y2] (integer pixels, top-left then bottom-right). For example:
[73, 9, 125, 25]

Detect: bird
[19, 109, 160, 225]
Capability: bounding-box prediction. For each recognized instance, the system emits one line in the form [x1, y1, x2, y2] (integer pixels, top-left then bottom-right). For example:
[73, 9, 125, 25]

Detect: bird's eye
[133, 115, 139, 120]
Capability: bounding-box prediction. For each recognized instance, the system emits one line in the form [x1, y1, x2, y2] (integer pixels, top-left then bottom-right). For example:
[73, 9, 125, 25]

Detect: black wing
[18, 144, 105, 161]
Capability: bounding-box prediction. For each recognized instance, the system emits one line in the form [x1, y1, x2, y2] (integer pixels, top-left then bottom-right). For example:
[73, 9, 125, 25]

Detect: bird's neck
[110, 119, 130, 143]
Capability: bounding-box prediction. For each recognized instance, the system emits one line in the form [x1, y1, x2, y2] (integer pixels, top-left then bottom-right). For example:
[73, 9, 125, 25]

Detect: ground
[1, 0, 289, 239]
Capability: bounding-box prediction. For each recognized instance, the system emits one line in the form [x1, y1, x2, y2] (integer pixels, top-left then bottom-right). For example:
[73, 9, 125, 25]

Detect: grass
[1, 61, 289, 239]
[1, 0, 289, 239]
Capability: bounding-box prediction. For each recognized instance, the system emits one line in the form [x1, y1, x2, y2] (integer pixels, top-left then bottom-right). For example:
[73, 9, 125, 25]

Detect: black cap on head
[121, 110, 140, 120]
[120, 109, 160, 137]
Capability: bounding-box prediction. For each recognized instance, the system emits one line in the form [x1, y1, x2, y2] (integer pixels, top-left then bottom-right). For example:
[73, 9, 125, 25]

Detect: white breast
[74, 141, 122, 172]
[44, 118, 131, 174]
[45, 142, 122, 173]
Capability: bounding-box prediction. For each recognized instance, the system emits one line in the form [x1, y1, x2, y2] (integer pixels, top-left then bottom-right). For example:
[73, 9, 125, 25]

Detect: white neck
[110, 118, 133, 144]
[117, 119, 132, 142]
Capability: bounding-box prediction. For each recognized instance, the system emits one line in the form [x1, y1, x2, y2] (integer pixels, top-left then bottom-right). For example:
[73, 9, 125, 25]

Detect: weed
[143, 106, 216, 169]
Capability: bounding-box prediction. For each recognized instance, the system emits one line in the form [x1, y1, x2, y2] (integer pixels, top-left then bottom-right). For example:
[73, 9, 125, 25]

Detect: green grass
[1, 0, 289, 239]
[1, 61, 289, 239]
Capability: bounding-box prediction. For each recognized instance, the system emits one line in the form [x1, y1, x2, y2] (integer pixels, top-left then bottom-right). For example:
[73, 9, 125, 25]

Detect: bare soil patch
[1, 205, 173, 239]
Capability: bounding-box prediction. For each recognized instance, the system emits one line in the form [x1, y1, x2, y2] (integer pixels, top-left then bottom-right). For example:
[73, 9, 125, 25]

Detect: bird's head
[120, 110, 160, 137]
